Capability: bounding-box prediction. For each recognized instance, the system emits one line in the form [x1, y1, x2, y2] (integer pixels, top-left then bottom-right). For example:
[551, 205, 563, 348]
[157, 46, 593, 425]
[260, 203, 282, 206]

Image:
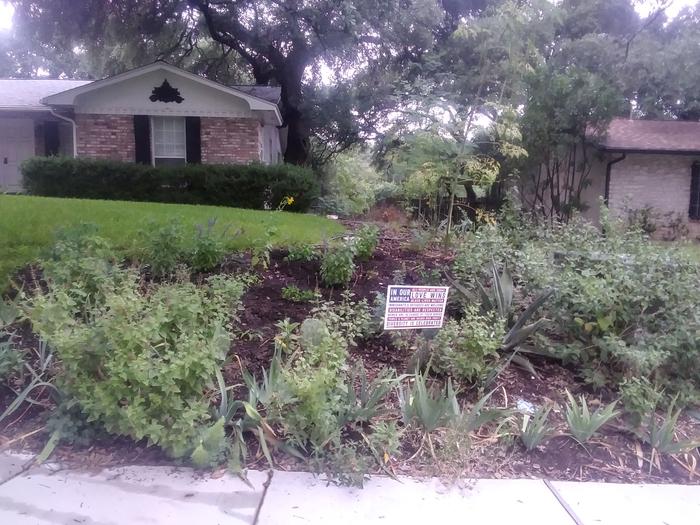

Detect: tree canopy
[2, 0, 699, 169]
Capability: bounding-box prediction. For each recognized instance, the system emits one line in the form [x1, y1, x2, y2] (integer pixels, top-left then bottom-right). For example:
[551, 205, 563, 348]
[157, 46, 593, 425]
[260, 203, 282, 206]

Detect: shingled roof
[594, 117, 700, 154]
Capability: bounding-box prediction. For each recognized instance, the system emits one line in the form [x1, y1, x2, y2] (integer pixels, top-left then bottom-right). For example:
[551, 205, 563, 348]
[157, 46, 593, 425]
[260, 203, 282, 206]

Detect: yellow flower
[286, 196, 295, 205]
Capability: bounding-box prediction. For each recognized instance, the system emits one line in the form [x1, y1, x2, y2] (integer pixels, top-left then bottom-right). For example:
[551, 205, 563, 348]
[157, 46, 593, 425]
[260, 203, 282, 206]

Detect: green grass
[0, 195, 343, 286]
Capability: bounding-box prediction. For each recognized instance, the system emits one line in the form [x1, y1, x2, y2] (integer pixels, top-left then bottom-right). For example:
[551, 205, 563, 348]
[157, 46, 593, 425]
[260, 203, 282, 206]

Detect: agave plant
[564, 389, 619, 444]
[449, 259, 552, 377]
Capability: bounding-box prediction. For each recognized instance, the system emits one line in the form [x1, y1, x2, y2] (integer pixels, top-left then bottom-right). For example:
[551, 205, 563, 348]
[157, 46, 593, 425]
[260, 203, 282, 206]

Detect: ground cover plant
[0, 195, 344, 287]
[1, 201, 698, 487]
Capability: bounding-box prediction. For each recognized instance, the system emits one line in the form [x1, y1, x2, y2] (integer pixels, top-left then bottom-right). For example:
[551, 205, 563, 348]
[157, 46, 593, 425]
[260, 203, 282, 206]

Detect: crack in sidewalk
[543, 479, 584, 525]
[252, 469, 274, 525]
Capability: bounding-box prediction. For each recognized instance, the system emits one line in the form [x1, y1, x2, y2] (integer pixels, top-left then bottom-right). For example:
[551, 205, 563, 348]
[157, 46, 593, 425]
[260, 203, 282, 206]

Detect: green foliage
[22, 156, 320, 212]
[564, 390, 619, 444]
[519, 404, 553, 451]
[519, 217, 700, 401]
[340, 361, 396, 425]
[285, 243, 318, 262]
[353, 225, 380, 261]
[620, 377, 663, 428]
[320, 242, 356, 286]
[28, 255, 248, 458]
[281, 284, 319, 303]
[431, 307, 504, 383]
[310, 291, 375, 345]
[398, 371, 460, 434]
[264, 317, 350, 449]
[639, 399, 700, 455]
[317, 149, 388, 217]
[136, 219, 231, 275]
[0, 335, 24, 382]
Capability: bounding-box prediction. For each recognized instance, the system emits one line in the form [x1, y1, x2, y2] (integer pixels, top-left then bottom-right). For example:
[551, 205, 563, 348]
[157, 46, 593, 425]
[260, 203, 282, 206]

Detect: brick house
[0, 62, 284, 192]
[580, 118, 700, 238]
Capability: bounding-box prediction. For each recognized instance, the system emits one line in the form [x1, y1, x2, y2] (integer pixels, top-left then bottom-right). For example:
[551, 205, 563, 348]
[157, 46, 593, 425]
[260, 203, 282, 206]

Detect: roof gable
[594, 117, 700, 154]
[41, 62, 281, 124]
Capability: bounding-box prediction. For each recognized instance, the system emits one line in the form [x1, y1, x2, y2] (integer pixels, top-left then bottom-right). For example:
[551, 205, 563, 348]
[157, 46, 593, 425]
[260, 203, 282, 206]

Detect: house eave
[596, 146, 700, 156]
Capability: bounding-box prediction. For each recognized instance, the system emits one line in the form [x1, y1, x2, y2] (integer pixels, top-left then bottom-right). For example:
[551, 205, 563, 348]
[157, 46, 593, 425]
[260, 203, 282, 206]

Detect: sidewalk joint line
[252, 469, 274, 525]
[543, 479, 584, 525]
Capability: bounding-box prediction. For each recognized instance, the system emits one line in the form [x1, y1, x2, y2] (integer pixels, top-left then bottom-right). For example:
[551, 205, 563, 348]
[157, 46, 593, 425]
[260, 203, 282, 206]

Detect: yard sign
[383, 285, 450, 330]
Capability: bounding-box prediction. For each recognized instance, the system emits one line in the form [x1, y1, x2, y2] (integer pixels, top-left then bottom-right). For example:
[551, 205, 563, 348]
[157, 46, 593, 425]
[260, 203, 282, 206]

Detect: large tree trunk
[277, 58, 309, 165]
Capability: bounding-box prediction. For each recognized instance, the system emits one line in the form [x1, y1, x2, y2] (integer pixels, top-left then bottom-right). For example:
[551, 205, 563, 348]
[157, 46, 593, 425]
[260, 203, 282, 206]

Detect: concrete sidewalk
[1, 452, 698, 525]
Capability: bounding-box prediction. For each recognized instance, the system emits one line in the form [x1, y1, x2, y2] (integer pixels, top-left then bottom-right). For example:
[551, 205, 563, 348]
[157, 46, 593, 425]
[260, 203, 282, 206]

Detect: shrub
[28, 262, 248, 458]
[521, 222, 700, 401]
[320, 242, 356, 286]
[0, 336, 24, 383]
[135, 219, 231, 275]
[285, 243, 318, 262]
[22, 156, 320, 212]
[353, 225, 380, 261]
[281, 284, 318, 303]
[431, 307, 504, 383]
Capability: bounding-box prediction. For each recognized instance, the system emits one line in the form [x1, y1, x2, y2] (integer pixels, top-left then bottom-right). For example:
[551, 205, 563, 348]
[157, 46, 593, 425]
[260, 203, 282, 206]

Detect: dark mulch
[1, 222, 698, 484]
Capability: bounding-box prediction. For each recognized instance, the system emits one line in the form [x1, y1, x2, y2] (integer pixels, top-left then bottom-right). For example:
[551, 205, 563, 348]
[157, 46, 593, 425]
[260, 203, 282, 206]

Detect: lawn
[0, 194, 344, 285]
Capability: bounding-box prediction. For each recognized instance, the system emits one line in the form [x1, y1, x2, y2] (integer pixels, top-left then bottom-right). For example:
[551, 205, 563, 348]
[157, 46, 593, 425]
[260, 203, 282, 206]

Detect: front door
[0, 118, 35, 193]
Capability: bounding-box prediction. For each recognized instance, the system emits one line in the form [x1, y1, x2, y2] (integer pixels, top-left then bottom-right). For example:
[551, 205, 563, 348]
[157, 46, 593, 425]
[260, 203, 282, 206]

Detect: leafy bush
[520, 220, 700, 402]
[320, 242, 356, 286]
[28, 260, 248, 457]
[265, 317, 350, 449]
[281, 284, 319, 303]
[431, 306, 504, 383]
[136, 219, 231, 275]
[353, 225, 380, 261]
[0, 338, 24, 382]
[285, 243, 318, 262]
[310, 291, 375, 344]
[620, 377, 663, 428]
[22, 156, 320, 212]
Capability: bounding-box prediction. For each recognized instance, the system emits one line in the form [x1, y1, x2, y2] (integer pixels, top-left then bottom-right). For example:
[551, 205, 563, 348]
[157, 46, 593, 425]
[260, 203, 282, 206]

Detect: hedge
[21, 157, 320, 212]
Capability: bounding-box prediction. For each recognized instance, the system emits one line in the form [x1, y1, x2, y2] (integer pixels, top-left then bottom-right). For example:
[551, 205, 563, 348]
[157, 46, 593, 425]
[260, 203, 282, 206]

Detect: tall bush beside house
[22, 157, 320, 212]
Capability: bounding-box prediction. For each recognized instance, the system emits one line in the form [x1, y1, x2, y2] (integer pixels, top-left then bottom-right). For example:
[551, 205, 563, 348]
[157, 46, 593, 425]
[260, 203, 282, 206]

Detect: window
[690, 162, 700, 220]
[151, 116, 186, 165]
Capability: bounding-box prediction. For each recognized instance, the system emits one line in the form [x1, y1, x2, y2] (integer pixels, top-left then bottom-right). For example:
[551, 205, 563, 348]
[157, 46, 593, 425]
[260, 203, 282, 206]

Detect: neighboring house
[0, 61, 285, 192]
[582, 118, 700, 238]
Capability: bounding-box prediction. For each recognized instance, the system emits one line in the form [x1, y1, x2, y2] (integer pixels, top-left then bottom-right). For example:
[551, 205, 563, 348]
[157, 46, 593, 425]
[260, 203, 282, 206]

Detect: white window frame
[150, 116, 187, 166]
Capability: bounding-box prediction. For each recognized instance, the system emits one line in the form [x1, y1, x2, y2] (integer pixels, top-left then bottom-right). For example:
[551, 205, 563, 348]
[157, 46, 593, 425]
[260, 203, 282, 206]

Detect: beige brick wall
[201, 117, 261, 164]
[609, 153, 700, 239]
[75, 114, 135, 162]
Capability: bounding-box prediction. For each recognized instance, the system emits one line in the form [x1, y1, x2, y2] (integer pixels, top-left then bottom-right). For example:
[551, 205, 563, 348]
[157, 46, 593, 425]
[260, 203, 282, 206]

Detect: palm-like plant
[564, 389, 619, 444]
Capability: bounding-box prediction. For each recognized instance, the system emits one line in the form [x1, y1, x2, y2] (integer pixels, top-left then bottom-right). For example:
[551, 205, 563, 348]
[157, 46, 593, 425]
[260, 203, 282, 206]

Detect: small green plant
[519, 404, 553, 451]
[320, 242, 356, 286]
[137, 221, 189, 276]
[251, 227, 277, 269]
[190, 218, 234, 272]
[0, 336, 24, 382]
[398, 370, 460, 457]
[281, 284, 319, 303]
[639, 398, 700, 455]
[564, 390, 619, 444]
[311, 291, 374, 345]
[340, 361, 396, 425]
[285, 243, 318, 262]
[431, 306, 504, 382]
[354, 225, 380, 261]
[620, 377, 663, 428]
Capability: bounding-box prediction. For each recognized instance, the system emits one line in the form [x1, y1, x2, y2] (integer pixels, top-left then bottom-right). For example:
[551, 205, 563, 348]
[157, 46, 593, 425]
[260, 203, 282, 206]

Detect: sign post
[383, 285, 450, 330]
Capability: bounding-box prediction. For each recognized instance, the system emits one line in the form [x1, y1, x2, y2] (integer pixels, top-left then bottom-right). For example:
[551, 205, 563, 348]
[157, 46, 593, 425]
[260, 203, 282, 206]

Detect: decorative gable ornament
[149, 79, 184, 103]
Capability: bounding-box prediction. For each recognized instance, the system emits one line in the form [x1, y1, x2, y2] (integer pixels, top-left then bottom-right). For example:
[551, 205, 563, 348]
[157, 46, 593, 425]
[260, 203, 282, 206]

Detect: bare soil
[2, 222, 699, 484]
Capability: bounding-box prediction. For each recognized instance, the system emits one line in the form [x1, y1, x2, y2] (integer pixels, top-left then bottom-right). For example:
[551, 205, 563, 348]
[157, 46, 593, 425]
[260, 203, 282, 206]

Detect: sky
[0, 0, 697, 32]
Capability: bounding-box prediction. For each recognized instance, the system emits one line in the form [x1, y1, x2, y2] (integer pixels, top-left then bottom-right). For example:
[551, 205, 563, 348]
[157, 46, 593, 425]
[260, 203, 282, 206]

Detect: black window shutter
[134, 115, 151, 164]
[185, 116, 201, 164]
[690, 162, 700, 220]
[44, 121, 60, 156]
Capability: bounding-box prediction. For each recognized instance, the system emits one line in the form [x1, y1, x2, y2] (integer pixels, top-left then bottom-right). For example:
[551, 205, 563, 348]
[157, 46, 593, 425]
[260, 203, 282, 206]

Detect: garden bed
[2, 223, 698, 485]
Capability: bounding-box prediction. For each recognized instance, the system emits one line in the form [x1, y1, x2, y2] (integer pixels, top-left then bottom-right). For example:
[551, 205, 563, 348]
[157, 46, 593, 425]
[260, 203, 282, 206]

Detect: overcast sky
[0, 0, 697, 32]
